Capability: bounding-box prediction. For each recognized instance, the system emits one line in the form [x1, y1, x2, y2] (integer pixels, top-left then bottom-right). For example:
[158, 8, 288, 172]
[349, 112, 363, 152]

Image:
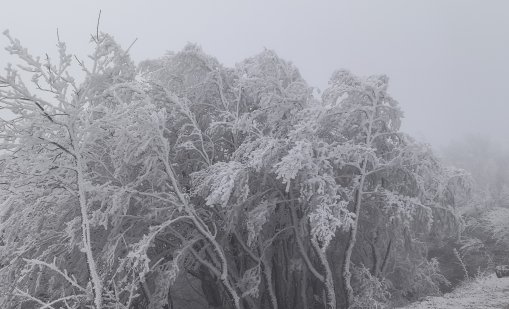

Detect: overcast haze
[1, 1, 508, 149]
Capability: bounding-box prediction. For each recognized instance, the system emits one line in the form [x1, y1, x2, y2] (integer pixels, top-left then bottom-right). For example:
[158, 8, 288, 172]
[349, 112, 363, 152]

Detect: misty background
[2, 2, 509, 308]
[1, 0, 508, 150]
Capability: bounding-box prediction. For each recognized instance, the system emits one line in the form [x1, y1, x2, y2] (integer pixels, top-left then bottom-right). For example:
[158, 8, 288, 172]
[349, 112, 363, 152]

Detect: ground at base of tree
[401, 274, 509, 309]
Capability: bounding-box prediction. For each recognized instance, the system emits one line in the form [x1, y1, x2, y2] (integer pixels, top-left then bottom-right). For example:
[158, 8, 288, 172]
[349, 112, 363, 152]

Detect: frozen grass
[402, 274, 509, 309]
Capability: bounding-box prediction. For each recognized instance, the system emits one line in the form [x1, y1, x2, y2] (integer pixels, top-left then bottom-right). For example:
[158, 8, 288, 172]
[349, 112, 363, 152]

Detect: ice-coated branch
[23, 258, 87, 294]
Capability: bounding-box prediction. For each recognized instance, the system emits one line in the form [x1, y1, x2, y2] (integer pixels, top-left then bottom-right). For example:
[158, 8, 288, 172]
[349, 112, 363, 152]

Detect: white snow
[402, 274, 509, 309]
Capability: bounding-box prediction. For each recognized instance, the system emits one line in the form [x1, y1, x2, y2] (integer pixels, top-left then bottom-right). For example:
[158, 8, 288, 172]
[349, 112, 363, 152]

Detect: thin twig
[96, 10, 102, 41]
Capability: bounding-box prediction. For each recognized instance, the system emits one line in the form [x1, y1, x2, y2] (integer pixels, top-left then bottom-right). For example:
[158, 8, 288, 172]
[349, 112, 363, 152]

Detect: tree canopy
[0, 30, 467, 309]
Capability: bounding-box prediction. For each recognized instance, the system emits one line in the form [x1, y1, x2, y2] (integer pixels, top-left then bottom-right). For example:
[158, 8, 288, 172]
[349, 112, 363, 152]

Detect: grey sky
[1, 1, 508, 149]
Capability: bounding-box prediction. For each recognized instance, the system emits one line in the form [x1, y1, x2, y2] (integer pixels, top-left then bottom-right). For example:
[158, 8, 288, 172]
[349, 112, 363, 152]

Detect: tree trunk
[342, 176, 365, 308]
[76, 155, 103, 309]
[380, 240, 392, 274]
[261, 255, 278, 309]
[311, 238, 336, 309]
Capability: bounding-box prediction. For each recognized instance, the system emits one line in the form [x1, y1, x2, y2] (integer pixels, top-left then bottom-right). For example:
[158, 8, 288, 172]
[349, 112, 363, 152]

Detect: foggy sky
[1, 0, 508, 149]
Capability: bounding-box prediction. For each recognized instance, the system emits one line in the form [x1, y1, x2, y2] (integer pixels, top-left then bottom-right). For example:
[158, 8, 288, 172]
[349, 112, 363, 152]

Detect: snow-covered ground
[403, 274, 509, 309]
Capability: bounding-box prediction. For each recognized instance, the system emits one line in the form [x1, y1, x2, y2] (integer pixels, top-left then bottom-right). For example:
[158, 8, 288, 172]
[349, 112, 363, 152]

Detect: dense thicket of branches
[0, 30, 471, 309]
[429, 137, 509, 289]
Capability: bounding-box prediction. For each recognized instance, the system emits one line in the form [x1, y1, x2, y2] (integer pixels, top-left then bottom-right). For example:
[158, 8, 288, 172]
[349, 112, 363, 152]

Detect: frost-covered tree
[0, 28, 465, 309]
[0, 29, 154, 308]
[276, 70, 463, 307]
[441, 136, 509, 282]
[443, 135, 509, 209]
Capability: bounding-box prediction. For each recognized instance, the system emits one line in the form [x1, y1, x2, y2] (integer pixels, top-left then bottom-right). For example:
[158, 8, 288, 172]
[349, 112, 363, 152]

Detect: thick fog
[1, 0, 508, 149]
[3, 2, 509, 308]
